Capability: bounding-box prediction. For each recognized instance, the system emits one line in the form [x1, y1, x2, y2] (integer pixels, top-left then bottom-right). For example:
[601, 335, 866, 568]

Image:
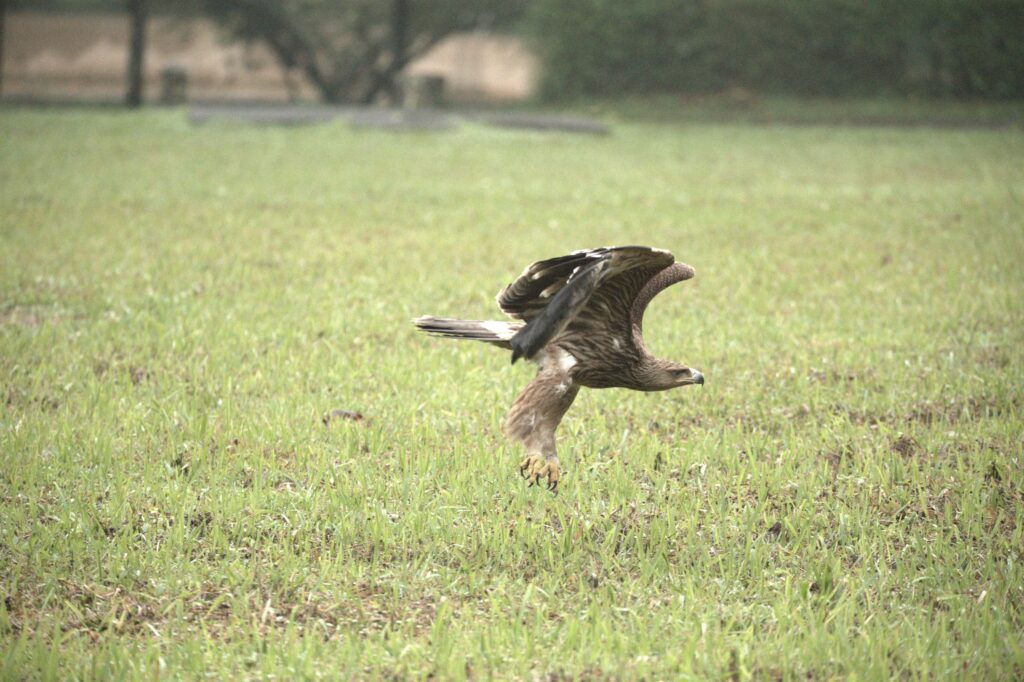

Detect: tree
[201, 0, 527, 104]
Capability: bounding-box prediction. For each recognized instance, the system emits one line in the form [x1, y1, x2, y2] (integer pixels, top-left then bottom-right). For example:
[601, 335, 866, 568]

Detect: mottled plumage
[415, 246, 703, 491]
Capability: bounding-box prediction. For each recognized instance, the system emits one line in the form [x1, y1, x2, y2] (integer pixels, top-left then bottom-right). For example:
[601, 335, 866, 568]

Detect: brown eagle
[415, 246, 703, 491]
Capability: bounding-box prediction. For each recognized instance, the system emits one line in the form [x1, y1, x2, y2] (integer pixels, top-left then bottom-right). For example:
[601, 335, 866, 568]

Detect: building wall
[1, 12, 539, 103]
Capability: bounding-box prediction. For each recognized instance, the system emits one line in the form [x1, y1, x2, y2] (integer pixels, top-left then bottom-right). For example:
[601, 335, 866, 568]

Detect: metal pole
[391, 0, 409, 102]
[393, 0, 409, 66]
[0, 0, 7, 99]
[126, 0, 147, 107]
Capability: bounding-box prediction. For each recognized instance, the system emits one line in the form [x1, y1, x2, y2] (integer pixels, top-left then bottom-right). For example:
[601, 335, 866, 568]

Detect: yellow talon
[545, 460, 560, 494]
[518, 454, 560, 493]
[520, 454, 538, 479]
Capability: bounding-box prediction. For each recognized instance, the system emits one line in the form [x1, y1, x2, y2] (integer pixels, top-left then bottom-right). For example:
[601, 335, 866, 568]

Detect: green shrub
[529, 0, 1024, 99]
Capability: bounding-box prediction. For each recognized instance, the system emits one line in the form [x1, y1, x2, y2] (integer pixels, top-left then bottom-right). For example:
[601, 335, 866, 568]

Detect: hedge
[529, 0, 1024, 99]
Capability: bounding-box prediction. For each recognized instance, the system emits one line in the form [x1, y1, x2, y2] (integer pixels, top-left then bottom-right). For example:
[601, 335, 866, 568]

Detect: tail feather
[414, 316, 523, 350]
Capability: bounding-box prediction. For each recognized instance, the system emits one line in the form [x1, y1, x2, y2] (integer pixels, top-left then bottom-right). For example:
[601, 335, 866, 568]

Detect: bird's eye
[674, 368, 690, 376]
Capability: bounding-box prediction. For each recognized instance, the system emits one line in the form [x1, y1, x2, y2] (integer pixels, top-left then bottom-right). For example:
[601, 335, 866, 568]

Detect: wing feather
[504, 246, 675, 362]
[497, 249, 602, 319]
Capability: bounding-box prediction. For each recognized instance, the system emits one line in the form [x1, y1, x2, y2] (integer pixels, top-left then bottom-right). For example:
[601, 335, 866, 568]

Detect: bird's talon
[518, 454, 560, 492]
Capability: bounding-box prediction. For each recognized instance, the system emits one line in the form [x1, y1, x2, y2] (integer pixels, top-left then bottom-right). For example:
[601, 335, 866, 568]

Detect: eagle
[415, 246, 703, 492]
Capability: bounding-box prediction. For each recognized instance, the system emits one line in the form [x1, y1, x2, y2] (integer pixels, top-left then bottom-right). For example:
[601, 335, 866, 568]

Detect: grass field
[1, 107, 1022, 680]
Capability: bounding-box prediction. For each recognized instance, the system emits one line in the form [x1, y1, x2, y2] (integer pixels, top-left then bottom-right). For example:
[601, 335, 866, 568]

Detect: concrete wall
[1, 12, 539, 103]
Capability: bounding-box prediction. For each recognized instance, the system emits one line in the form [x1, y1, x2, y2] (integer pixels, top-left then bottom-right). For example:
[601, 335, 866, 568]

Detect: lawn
[1, 108, 1022, 680]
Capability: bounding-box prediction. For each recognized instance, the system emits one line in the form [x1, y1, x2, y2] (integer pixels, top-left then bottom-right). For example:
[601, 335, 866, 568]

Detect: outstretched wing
[497, 249, 606, 320]
[499, 246, 675, 362]
[628, 261, 695, 333]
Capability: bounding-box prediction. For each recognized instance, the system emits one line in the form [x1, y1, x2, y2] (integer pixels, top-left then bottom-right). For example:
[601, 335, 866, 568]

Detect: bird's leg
[504, 365, 578, 494]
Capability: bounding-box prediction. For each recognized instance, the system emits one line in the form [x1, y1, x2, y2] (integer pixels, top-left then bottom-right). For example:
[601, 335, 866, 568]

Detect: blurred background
[1, 0, 1021, 110]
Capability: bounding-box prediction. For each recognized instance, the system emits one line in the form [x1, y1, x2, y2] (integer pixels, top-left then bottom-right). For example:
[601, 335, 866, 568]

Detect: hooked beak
[691, 370, 704, 386]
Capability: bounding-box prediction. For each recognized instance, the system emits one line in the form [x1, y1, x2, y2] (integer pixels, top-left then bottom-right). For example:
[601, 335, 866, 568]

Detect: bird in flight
[415, 246, 703, 492]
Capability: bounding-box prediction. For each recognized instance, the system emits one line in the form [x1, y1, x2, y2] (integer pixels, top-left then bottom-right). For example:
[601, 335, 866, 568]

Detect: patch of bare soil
[322, 409, 365, 425]
[0, 306, 44, 329]
[891, 434, 919, 458]
[831, 394, 1021, 428]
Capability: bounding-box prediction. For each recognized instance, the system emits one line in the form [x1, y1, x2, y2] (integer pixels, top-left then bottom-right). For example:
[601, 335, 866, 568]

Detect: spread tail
[414, 316, 523, 350]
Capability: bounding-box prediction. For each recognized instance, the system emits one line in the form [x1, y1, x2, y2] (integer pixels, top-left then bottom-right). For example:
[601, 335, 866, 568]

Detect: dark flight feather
[509, 258, 609, 362]
[503, 246, 674, 362]
[497, 251, 600, 319]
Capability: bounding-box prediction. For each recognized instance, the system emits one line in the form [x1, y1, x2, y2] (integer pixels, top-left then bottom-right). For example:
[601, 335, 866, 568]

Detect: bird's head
[641, 358, 705, 391]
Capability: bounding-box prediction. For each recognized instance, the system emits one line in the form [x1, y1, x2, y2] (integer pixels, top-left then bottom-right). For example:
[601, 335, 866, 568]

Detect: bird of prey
[415, 246, 703, 492]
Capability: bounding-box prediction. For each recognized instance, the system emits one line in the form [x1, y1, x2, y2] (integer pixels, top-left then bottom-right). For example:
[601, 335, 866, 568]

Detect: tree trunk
[126, 0, 147, 107]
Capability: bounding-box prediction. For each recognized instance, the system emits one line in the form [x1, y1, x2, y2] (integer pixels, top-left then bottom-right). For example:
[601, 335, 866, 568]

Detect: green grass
[1, 107, 1023, 680]
[572, 94, 1024, 128]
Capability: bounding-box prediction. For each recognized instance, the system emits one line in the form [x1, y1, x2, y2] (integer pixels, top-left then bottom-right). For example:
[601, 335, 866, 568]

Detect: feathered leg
[503, 364, 579, 492]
